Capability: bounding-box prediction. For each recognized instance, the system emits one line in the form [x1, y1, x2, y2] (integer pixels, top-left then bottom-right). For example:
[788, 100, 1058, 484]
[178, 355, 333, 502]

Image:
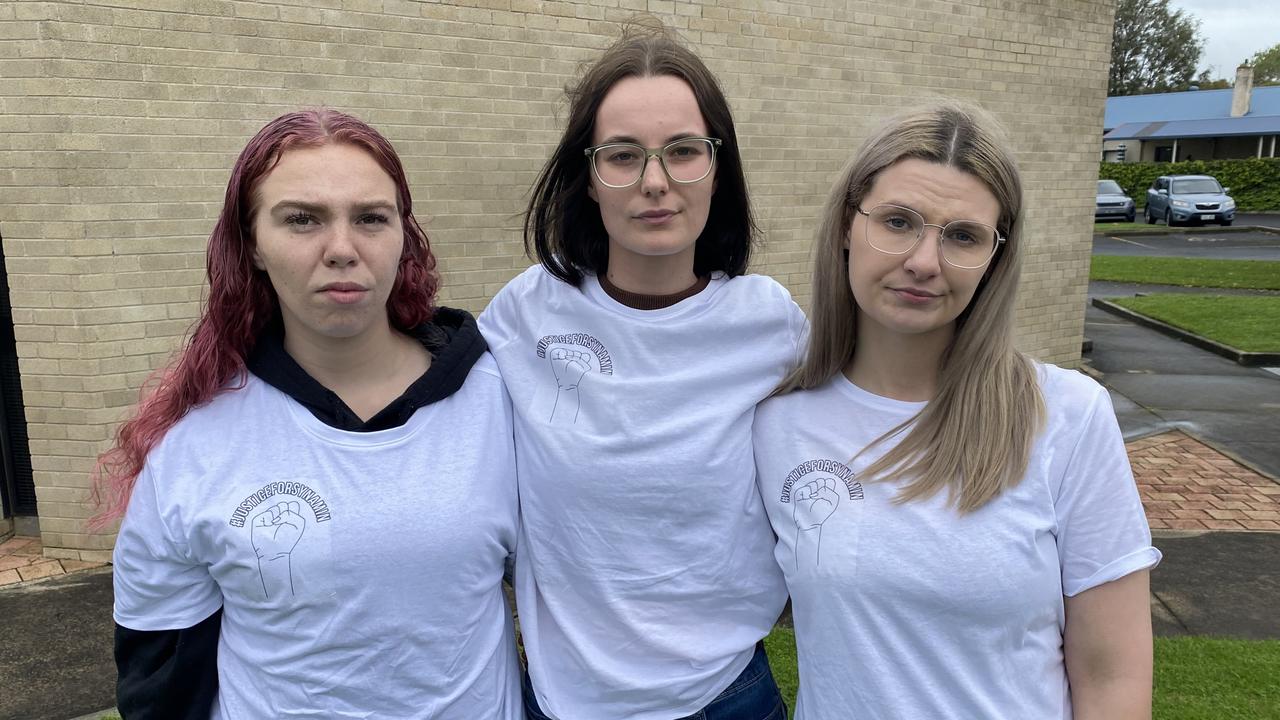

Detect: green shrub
[1099, 157, 1280, 212]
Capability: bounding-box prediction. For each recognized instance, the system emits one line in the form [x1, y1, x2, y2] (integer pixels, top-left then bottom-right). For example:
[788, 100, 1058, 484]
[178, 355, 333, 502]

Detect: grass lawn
[764, 629, 1280, 719]
[1110, 295, 1280, 352]
[1090, 256, 1280, 291]
[764, 626, 799, 717]
[1093, 220, 1248, 234]
[1095, 221, 1163, 233]
[1154, 637, 1280, 719]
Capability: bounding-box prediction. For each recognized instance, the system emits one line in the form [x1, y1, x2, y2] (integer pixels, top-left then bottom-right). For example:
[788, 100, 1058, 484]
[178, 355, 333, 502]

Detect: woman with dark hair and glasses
[754, 101, 1159, 719]
[480, 24, 801, 720]
[100, 109, 521, 718]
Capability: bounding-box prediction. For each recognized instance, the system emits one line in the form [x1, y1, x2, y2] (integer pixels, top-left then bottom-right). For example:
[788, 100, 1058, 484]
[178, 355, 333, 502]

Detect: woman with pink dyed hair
[100, 109, 521, 718]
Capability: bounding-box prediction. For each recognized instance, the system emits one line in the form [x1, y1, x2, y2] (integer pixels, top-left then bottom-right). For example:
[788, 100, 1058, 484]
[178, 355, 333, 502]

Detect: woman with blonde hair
[753, 101, 1160, 719]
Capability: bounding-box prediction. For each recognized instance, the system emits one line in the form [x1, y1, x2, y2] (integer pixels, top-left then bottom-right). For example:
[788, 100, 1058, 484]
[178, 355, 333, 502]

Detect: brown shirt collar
[597, 273, 711, 310]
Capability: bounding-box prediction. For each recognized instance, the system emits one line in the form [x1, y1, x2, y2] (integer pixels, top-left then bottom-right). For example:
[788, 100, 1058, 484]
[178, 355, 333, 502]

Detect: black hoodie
[114, 307, 487, 719]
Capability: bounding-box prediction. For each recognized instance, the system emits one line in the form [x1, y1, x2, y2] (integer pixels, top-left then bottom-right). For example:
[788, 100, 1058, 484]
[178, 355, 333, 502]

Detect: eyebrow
[269, 200, 398, 214]
[876, 200, 984, 225]
[597, 131, 704, 146]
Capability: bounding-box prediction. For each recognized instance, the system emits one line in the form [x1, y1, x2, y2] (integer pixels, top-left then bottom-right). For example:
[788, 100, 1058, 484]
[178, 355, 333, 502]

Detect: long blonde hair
[777, 101, 1045, 513]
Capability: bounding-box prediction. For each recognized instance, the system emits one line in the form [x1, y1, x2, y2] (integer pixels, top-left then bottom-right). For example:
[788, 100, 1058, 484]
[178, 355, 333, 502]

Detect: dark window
[0, 230, 36, 518]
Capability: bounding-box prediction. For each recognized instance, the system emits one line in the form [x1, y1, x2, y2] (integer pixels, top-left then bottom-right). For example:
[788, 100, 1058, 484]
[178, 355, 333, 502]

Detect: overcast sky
[1169, 0, 1277, 79]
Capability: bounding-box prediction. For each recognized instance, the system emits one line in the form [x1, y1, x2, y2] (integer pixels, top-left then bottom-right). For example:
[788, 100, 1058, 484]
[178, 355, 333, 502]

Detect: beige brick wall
[0, 0, 1115, 555]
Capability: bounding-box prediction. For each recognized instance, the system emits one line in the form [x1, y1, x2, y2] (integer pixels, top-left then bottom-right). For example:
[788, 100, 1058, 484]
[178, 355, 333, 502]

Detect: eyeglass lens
[864, 204, 997, 268]
[592, 139, 715, 187]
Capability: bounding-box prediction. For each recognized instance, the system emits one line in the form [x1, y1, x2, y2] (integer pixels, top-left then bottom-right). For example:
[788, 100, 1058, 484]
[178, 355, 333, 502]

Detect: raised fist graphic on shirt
[550, 347, 591, 390]
[252, 501, 305, 598]
[793, 477, 840, 530]
[549, 347, 591, 423]
[793, 477, 840, 569]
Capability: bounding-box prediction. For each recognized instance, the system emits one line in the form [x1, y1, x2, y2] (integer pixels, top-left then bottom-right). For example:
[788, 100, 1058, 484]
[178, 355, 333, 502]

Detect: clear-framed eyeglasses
[856, 203, 1005, 269]
[584, 137, 722, 189]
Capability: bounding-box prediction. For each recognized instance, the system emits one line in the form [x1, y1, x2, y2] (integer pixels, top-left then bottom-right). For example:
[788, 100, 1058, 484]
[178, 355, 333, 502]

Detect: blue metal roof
[1104, 115, 1280, 140]
[1104, 86, 1280, 130]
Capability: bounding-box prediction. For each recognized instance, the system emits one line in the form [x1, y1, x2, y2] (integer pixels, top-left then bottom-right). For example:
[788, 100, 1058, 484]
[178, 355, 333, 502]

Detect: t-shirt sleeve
[769, 278, 809, 371]
[477, 272, 521, 353]
[113, 466, 223, 631]
[1054, 385, 1162, 597]
[787, 295, 810, 370]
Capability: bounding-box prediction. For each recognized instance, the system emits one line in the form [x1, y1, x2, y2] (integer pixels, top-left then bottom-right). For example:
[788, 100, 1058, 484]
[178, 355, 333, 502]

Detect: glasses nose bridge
[636, 146, 673, 190]
[903, 219, 948, 266]
[918, 221, 947, 241]
[641, 146, 669, 180]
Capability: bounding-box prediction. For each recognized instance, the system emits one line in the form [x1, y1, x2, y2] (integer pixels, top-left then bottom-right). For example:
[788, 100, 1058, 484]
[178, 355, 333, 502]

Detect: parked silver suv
[1144, 174, 1236, 227]
[1096, 180, 1135, 222]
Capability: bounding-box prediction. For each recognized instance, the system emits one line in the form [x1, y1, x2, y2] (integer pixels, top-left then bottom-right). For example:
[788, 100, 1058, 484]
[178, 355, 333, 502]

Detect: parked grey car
[1144, 174, 1236, 227]
[1095, 180, 1135, 222]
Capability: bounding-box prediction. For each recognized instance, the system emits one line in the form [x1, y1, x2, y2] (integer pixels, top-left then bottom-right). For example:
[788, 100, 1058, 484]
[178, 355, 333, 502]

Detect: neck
[845, 315, 953, 402]
[282, 318, 431, 420]
[605, 246, 698, 295]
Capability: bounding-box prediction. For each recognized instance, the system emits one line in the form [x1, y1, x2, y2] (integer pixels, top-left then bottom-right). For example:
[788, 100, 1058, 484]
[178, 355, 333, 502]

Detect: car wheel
[1126, 211, 1135, 223]
[1144, 206, 1154, 224]
[1220, 219, 1232, 226]
[1165, 209, 1176, 227]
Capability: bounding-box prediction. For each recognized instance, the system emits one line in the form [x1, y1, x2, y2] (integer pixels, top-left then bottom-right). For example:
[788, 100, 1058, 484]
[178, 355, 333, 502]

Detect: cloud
[1170, 0, 1276, 78]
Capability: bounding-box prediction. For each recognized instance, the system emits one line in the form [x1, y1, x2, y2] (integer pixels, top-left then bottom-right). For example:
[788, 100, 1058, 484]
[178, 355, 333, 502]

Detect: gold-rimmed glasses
[856, 203, 1005, 269]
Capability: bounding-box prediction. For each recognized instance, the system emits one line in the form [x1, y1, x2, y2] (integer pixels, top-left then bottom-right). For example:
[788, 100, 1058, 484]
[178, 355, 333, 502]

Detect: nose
[323, 225, 358, 268]
[903, 224, 944, 277]
[638, 152, 668, 197]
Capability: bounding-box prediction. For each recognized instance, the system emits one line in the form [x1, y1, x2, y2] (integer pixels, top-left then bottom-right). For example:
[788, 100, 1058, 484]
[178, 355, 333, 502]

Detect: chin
[877, 311, 956, 337]
[614, 241, 698, 259]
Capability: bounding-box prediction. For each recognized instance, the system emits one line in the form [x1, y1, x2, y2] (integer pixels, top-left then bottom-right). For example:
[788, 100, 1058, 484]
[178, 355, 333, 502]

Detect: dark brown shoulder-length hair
[525, 22, 757, 285]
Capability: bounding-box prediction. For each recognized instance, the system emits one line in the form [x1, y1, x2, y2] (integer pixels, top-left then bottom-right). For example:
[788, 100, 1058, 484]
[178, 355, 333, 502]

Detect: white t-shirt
[753, 364, 1161, 720]
[479, 266, 806, 720]
[113, 355, 522, 720]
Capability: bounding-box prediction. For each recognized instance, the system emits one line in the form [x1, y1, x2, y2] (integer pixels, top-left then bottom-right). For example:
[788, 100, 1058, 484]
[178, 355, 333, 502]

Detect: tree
[1109, 0, 1205, 96]
[1187, 69, 1231, 91]
[1250, 44, 1280, 86]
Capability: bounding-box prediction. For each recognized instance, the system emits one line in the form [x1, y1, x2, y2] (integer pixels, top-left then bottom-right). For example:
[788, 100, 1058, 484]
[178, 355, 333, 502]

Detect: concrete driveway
[1084, 299, 1280, 477]
[0, 569, 114, 720]
[1092, 228, 1280, 261]
[1234, 213, 1280, 229]
[1087, 215, 1280, 477]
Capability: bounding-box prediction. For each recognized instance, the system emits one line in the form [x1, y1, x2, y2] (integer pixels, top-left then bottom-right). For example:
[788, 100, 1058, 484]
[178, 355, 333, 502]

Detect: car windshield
[1098, 180, 1123, 194]
[1172, 178, 1222, 194]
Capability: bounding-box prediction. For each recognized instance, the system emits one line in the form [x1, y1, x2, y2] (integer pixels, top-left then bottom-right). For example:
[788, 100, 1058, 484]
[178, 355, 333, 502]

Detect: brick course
[1, 0, 1116, 553]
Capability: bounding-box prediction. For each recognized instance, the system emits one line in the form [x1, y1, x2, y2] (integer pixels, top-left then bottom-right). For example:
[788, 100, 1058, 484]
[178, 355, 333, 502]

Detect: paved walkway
[0, 536, 105, 588]
[1130, 430, 1280, 532]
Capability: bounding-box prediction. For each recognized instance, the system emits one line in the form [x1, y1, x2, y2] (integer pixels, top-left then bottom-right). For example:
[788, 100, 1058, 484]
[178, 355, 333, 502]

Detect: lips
[634, 209, 677, 224]
[890, 286, 941, 303]
[319, 282, 369, 304]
